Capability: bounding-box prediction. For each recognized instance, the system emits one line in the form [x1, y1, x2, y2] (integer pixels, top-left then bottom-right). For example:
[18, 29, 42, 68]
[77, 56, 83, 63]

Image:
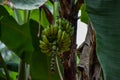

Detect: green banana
[42, 35, 50, 44]
[40, 40, 52, 55]
[39, 41, 48, 50]
[63, 35, 71, 43]
[41, 49, 50, 54]
[66, 23, 71, 33]
[58, 18, 62, 26]
[57, 29, 62, 42]
[61, 31, 65, 40]
[55, 18, 74, 36]
[46, 27, 51, 36]
[42, 28, 48, 36]
[50, 25, 54, 35]
[61, 46, 70, 52]
[53, 25, 58, 36]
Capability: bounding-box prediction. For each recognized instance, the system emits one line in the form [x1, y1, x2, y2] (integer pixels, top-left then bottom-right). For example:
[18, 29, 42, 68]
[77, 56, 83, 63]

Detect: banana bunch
[56, 18, 74, 36]
[57, 29, 71, 53]
[39, 35, 52, 56]
[39, 18, 74, 56]
[40, 25, 58, 55]
[39, 18, 74, 74]
[42, 25, 58, 42]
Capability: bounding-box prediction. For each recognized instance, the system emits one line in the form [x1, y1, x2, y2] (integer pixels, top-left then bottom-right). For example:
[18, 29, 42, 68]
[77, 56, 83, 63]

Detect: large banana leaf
[85, 0, 120, 80]
[0, 5, 34, 63]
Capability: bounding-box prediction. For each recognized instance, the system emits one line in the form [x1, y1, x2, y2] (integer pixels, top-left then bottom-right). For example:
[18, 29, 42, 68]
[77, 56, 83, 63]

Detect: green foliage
[45, 0, 53, 13]
[30, 9, 40, 23]
[3, 6, 30, 25]
[80, 4, 89, 24]
[0, 69, 6, 80]
[30, 1, 53, 25]
[0, 5, 34, 63]
[2, 0, 119, 80]
[85, 0, 120, 80]
[0, 0, 63, 80]
[13, 9, 30, 25]
[40, 8, 50, 28]
[9, 72, 18, 80]
[0, 5, 60, 79]
[0, 0, 3, 2]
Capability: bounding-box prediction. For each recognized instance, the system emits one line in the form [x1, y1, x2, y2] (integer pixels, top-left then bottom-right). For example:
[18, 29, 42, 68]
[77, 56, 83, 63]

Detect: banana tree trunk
[59, 0, 83, 80]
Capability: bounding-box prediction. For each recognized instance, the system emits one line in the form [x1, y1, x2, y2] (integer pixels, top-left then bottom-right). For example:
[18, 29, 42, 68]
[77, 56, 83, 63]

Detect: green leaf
[30, 8, 50, 28]
[9, 71, 18, 80]
[85, 0, 120, 80]
[30, 9, 40, 23]
[0, 5, 9, 17]
[3, 6, 29, 25]
[10, 0, 47, 10]
[40, 8, 50, 28]
[30, 1, 53, 24]
[13, 9, 25, 25]
[13, 9, 30, 25]
[80, 4, 89, 24]
[0, 0, 3, 2]
[45, 0, 53, 13]
[0, 69, 6, 80]
[3, 6, 14, 17]
[0, 5, 34, 63]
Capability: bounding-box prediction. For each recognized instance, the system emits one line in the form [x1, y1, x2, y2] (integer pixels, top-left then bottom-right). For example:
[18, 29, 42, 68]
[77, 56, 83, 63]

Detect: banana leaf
[85, 0, 120, 80]
[0, 5, 34, 63]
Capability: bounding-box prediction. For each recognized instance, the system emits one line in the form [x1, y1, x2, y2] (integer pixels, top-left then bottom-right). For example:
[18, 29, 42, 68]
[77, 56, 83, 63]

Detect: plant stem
[0, 52, 10, 80]
[25, 64, 30, 80]
[18, 53, 26, 80]
[56, 56, 63, 80]
[53, 1, 59, 20]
